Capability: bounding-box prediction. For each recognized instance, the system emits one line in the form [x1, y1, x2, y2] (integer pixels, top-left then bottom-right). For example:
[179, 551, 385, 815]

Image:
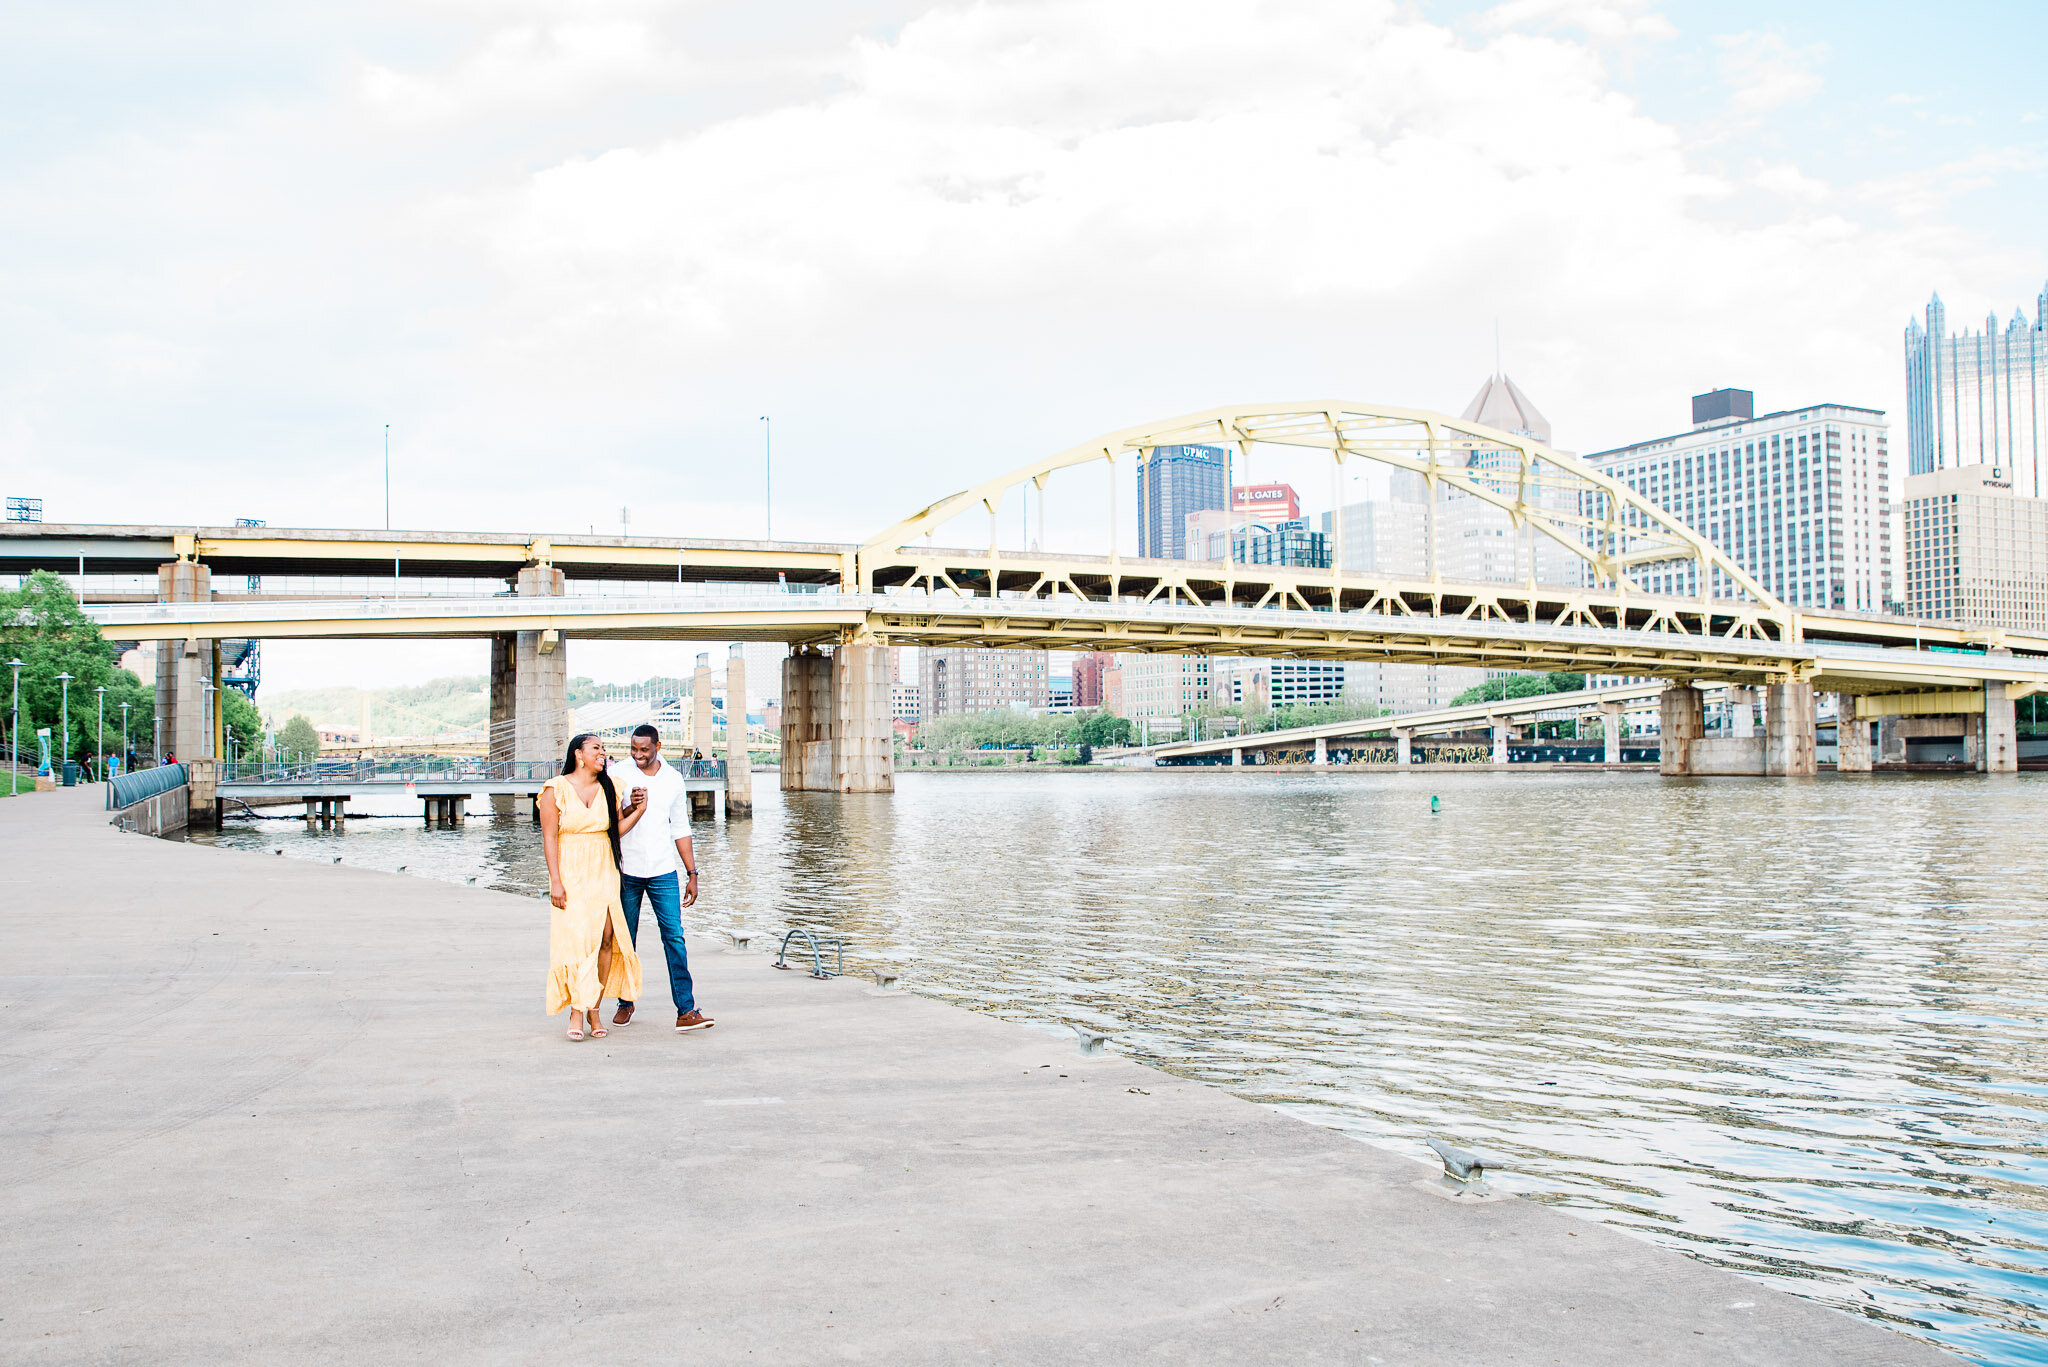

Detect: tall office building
[1902, 464, 2048, 630]
[1213, 659, 1350, 709]
[1583, 390, 1891, 613]
[1198, 519, 1331, 567]
[1905, 289, 2048, 498]
[1455, 373, 1583, 586]
[1071, 652, 1113, 709]
[919, 647, 1050, 719]
[1137, 445, 1227, 558]
[1462, 373, 1552, 445]
[1116, 654, 1211, 720]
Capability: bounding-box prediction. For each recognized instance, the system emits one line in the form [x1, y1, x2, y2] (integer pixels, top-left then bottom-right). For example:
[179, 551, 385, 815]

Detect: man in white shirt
[609, 725, 714, 1031]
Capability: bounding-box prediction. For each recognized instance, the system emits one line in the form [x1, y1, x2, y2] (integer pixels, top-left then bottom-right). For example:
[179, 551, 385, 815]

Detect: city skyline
[9, 1, 2048, 695]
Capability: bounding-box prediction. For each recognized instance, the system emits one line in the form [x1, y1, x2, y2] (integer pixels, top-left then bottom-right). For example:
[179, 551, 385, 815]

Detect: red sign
[1232, 483, 1300, 519]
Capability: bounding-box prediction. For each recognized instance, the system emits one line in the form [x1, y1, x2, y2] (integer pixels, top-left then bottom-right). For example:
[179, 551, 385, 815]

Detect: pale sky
[8, 1, 2047, 692]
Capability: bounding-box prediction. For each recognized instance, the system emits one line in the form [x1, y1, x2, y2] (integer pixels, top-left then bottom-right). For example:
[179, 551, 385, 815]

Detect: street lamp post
[384, 424, 391, 531]
[202, 680, 217, 761]
[94, 686, 106, 782]
[57, 672, 72, 779]
[120, 701, 132, 772]
[759, 415, 771, 540]
[6, 658, 21, 797]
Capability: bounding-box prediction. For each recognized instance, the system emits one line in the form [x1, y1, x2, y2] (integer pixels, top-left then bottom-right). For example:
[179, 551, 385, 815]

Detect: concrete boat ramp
[1, 787, 1954, 1365]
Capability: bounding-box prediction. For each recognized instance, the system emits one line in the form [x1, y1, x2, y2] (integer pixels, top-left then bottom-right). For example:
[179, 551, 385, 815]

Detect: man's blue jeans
[618, 871, 695, 1015]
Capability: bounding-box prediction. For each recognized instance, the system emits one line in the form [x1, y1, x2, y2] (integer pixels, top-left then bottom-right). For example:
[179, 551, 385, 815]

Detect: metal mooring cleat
[1427, 1137, 1496, 1197]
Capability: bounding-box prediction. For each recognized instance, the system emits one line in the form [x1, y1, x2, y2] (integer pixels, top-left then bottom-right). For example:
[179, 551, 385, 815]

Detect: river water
[197, 770, 2048, 1363]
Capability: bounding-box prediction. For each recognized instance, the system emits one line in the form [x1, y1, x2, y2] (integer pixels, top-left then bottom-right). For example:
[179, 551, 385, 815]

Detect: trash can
[62, 760, 80, 787]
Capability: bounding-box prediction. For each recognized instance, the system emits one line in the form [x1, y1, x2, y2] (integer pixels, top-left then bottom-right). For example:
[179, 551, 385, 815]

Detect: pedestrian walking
[608, 724, 714, 1032]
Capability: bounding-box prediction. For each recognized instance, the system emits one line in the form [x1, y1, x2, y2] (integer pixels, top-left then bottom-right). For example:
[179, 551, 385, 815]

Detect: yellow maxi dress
[542, 776, 641, 1015]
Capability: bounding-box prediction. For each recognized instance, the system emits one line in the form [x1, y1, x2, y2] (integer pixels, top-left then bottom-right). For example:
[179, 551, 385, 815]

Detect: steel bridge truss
[856, 403, 1789, 646]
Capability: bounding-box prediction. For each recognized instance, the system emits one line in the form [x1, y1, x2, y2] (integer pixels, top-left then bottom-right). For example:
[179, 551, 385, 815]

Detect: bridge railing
[217, 758, 727, 785]
[220, 759, 559, 785]
[107, 762, 187, 810]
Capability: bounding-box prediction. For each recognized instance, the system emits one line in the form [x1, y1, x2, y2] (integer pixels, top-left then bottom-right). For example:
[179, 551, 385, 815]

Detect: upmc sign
[1231, 483, 1299, 519]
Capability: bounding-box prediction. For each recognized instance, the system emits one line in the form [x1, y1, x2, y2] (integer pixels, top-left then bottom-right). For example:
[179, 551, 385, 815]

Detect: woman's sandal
[589, 1011, 609, 1040]
[567, 1012, 585, 1042]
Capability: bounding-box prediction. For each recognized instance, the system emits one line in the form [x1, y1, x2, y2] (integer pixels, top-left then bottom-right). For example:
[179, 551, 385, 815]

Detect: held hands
[629, 787, 649, 811]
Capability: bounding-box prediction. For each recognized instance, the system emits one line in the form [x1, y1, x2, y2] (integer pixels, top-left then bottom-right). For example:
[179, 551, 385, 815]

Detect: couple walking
[538, 725, 715, 1041]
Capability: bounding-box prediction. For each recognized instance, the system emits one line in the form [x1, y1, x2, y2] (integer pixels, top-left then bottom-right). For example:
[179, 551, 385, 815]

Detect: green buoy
[1430, 795, 1441, 813]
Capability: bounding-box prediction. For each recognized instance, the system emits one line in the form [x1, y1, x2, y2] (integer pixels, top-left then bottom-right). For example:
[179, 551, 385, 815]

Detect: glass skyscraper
[1136, 444, 1227, 558]
[1904, 287, 2048, 498]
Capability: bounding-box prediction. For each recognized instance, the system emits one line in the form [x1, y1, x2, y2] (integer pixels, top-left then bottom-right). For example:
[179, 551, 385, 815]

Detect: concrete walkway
[2, 787, 1955, 1365]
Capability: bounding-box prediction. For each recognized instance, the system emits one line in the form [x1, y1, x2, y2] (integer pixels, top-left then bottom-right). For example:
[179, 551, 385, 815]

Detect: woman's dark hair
[557, 732, 623, 869]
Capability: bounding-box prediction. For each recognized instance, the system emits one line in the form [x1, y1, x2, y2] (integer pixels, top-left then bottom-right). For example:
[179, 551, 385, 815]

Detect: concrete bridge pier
[1833, 694, 1874, 772]
[421, 796, 468, 827]
[1725, 686, 1756, 737]
[303, 797, 346, 829]
[1394, 728, 1412, 767]
[1313, 736, 1327, 767]
[725, 644, 753, 818]
[1489, 718, 1511, 765]
[1231, 746, 1243, 767]
[1983, 681, 2018, 773]
[488, 564, 568, 813]
[692, 653, 714, 759]
[1658, 685, 1704, 775]
[780, 644, 894, 794]
[1877, 716, 1907, 765]
[154, 561, 218, 821]
[1600, 701, 1624, 764]
[1764, 682, 1817, 776]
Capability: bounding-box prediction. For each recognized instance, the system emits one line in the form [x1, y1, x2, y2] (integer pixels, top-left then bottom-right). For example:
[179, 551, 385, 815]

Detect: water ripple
[201, 769, 2048, 1363]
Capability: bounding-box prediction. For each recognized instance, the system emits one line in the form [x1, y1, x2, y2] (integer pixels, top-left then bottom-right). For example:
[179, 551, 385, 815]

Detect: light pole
[120, 701, 132, 772]
[759, 415, 771, 540]
[384, 424, 391, 531]
[7, 658, 21, 797]
[202, 680, 217, 762]
[57, 672, 72, 778]
[94, 685, 106, 781]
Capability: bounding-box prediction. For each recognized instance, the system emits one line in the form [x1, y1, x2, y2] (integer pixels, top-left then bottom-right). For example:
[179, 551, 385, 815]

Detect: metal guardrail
[107, 762, 186, 810]
[219, 759, 557, 785]
[217, 758, 727, 785]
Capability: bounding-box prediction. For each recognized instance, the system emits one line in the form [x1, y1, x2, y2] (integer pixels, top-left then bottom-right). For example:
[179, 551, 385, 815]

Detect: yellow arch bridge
[8, 401, 2040, 798]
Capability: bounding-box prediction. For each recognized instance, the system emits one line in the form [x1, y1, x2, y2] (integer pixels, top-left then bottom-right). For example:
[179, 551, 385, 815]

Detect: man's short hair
[631, 724, 660, 743]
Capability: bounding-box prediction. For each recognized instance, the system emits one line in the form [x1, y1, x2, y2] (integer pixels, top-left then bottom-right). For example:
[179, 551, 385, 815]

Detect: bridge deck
[0, 786, 1954, 1365]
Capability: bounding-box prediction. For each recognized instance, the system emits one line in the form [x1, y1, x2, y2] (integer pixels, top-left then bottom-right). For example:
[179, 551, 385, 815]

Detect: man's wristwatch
[684, 867, 698, 877]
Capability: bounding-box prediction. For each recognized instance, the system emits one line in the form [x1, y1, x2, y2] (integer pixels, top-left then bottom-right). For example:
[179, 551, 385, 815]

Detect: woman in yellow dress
[539, 733, 645, 1040]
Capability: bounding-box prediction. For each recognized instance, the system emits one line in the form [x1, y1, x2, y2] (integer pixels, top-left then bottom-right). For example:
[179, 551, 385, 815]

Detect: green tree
[1073, 710, 1133, 747]
[0, 571, 156, 767]
[277, 714, 321, 762]
[219, 689, 263, 760]
[1451, 672, 1588, 706]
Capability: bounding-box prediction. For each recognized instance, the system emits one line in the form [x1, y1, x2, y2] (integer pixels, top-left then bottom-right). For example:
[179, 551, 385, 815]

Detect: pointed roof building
[1461, 373, 1552, 444]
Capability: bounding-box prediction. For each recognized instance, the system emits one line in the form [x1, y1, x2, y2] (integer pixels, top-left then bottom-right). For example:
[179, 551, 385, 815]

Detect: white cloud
[1716, 31, 1824, 115]
[1480, 0, 1675, 42]
[2, 0, 2038, 590]
[1752, 161, 1828, 202]
[360, 20, 685, 124]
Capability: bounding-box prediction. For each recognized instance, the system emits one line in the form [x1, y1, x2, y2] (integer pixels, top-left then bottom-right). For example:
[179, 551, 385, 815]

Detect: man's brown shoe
[675, 1010, 714, 1032]
[612, 1002, 635, 1026]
